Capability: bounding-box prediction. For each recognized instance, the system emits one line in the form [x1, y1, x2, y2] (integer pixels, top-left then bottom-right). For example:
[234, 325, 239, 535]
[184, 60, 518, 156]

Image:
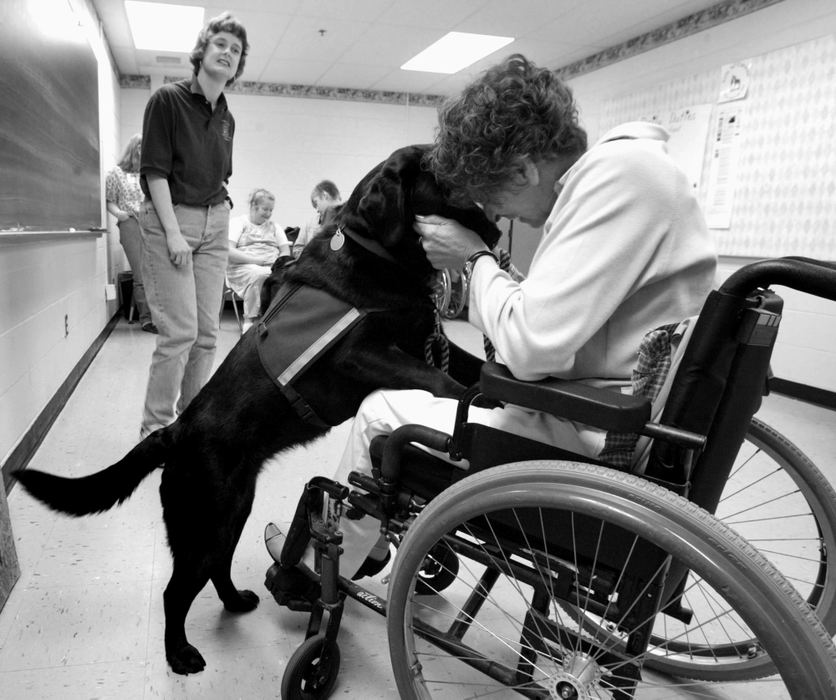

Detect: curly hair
[190, 12, 249, 86]
[427, 54, 587, 205]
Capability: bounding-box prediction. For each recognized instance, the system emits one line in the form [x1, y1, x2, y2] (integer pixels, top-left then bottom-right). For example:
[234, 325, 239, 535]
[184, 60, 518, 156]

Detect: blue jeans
[139, 200, 230, 436]
[118, 216, 152, 326]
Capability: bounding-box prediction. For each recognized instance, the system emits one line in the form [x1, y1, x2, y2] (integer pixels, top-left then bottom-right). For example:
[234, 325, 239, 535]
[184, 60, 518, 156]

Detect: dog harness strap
[257, 284, 366, 427]
[281, 384, 330, 429]
[277, 307, 361, 385]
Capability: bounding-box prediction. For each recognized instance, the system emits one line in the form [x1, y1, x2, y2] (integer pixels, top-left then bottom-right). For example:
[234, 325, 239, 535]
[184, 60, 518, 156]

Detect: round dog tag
[330, 229, 345, 251]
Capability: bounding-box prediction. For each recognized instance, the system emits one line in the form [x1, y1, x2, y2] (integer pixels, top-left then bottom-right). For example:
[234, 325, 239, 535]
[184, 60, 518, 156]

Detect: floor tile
[1, 312, 834, 698]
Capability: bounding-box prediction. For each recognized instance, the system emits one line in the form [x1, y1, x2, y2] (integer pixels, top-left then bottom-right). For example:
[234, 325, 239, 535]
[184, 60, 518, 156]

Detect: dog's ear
[343, 145, 426, 247]
[356, 166, 408, 247]
[411, 169, 503, 250]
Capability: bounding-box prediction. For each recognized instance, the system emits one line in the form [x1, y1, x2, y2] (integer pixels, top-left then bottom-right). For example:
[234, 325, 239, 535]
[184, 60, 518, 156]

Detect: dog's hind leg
[163, 558, 212, 674]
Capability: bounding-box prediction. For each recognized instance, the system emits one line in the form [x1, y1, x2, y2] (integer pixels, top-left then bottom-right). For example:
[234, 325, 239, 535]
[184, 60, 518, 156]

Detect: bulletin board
[0, 0, 101, 232]
[600, 34, 836, 259]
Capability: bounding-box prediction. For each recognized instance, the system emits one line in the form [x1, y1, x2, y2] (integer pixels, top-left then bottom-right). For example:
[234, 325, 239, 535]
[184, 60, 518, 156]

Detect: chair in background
[221, 278, 244, 334]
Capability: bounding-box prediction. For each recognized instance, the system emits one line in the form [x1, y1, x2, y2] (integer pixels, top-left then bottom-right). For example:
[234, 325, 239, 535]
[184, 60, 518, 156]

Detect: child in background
[227, 188, 290, 331]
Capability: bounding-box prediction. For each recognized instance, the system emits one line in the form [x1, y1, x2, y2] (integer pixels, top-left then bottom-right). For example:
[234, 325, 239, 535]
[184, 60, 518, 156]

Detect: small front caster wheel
[281, 633, 341, 699]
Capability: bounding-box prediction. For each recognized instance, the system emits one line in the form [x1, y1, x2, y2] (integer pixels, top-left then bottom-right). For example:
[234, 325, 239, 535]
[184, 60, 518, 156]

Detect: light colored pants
[139, 200, 230, 437]
[226, 263, 272, 318]
[328, 388, 604, 578]
[118, 216, 152, 326]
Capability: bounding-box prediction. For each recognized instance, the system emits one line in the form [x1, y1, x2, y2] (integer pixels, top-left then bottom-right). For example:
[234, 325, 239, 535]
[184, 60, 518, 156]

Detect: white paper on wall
[662, 104, 713, 194]
[705, 104, 745, 230]
[718, 62, 750, 103]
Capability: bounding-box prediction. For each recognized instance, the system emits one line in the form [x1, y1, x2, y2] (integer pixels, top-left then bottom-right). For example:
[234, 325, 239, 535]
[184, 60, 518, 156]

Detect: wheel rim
[555, 419, 836, 679]
[387, 462, 836, 698]
[283, 634, 340, 699]
[718, 419, 835, 618]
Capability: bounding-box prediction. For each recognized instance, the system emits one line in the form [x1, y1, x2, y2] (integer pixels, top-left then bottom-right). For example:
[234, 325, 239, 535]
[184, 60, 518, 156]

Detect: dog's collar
[331, 226, 400, 266]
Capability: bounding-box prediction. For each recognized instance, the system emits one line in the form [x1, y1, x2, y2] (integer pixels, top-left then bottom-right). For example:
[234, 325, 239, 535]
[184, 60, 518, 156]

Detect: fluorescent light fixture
[125, 1, 204, 52]
[401, 32, 514, 74]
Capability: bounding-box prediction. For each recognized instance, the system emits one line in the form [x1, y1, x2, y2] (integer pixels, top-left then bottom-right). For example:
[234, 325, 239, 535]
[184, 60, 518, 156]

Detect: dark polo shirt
[140, 78, 234, 207]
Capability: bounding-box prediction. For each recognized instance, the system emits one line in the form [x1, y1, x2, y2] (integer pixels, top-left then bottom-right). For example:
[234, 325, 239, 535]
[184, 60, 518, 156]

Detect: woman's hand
[166, 231, 192, 267]
[414, 215, 489, 270]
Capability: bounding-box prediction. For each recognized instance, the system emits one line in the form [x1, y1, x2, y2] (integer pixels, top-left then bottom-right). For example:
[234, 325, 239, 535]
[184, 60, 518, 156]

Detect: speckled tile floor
[1, 312, 834, 699]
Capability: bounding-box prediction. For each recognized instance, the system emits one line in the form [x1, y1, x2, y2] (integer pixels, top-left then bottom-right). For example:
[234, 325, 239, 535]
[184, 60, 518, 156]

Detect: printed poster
[705, 105, 745, 230]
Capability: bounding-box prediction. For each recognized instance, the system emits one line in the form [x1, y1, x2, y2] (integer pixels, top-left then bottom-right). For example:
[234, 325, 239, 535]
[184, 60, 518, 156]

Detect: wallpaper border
[118, 73, 445, 106]
[555, 0, 784, 80]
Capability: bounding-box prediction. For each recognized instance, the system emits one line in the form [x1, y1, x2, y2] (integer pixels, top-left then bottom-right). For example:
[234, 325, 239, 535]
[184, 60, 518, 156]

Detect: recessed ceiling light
[401, 32, 514, 74]
[125, 1, 204, 52]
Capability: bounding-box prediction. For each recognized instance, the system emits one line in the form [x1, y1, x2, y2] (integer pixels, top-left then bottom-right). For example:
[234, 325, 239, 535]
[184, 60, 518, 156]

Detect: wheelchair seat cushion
[601, 317, 697, 470]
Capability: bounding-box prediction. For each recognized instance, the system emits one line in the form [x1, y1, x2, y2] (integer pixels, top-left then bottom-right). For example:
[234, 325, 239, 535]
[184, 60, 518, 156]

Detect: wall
[564, 0, 836, 393]
[119, 84, 439, 231]
[0, 0, 123, 478]
[4, 0, 836, 483]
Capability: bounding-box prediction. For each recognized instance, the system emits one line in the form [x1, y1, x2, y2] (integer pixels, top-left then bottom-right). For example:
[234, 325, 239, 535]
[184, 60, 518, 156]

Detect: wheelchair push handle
[721, 256, 836, 301]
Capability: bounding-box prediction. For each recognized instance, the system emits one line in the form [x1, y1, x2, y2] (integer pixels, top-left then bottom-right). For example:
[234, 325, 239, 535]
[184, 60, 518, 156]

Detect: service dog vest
[256, 282, 365, 428]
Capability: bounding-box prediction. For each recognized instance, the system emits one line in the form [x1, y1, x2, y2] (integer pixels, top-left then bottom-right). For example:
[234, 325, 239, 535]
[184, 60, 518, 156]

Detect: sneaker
[141, 322, 159, 334]
[263, 524, 320, 611]
[264, 522, 286, 564]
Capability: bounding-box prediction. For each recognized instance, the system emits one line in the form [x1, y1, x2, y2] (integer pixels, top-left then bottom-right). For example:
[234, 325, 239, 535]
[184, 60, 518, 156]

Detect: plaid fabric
[599, 323, 680, 469]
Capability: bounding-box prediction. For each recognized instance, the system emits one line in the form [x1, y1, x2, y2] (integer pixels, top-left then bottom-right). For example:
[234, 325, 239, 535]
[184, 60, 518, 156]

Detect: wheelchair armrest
[479, 362, 651, 432]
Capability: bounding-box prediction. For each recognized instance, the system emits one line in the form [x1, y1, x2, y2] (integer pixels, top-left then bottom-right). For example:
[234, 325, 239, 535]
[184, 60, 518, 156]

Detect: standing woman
[105, 134, 156, 333]
[138, 12, 248, 438]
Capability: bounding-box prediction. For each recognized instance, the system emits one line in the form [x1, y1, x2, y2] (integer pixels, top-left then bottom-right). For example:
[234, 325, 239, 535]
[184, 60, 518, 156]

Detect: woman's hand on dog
[415, 214, 489, 271]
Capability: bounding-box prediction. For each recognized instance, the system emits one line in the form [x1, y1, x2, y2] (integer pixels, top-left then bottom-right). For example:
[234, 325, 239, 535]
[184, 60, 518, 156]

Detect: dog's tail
[12, 428, 171, 516]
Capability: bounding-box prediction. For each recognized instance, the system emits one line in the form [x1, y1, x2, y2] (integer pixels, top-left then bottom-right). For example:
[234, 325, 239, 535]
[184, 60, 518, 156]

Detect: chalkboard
[0, 0, 100, 232]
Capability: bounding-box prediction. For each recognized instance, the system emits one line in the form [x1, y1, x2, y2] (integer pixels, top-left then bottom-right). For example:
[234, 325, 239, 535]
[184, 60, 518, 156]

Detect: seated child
[227, 188, 290, 330]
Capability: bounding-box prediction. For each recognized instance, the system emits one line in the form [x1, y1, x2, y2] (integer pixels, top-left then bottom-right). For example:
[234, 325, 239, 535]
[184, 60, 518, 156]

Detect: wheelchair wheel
[540, 416, 836, 682]
[281, 634, 340, 699]
[387, 461, 836, 698]
[718, 417, 836, 633]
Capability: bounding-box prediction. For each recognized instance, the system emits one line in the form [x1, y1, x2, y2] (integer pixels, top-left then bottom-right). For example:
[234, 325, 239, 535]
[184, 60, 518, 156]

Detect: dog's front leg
[343, 344, 467, 399]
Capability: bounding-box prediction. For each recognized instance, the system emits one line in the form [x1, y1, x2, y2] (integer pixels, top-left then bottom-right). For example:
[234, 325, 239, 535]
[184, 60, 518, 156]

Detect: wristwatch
[461, 250, 498, 304]
[462, 250, 498, 286]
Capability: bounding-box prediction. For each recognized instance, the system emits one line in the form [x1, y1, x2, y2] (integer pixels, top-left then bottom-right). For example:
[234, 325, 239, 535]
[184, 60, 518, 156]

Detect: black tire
[570, 417, 836, 680]
[281, 634, 341, 700]
[722, 417, 836, 632]
[414, 541, 459, 596]
[387, 461, 836, 698]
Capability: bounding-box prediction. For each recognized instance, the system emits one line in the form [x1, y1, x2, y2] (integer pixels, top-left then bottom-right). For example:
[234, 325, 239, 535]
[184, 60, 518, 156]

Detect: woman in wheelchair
[265, 53, 717, 600]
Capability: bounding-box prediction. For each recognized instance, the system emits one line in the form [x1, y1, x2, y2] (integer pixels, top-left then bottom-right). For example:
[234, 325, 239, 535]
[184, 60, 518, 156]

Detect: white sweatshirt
[468, 122, 717, 387]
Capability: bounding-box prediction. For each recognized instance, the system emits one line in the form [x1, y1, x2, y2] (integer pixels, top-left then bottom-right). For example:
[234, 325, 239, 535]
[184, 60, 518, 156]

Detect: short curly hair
[190, 12, 249, 86]
[427, 54, 587, 205]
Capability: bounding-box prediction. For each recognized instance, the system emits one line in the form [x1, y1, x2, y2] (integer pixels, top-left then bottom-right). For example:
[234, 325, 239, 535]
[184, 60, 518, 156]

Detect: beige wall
[564, 0, 836, 392]
[119, 88, 438, 230]
[3, 0, 836, 473]
[0, 0, 123, 472]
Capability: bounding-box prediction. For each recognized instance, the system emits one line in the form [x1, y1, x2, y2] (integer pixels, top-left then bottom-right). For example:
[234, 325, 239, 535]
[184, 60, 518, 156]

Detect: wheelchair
[267, 256, 836, 699]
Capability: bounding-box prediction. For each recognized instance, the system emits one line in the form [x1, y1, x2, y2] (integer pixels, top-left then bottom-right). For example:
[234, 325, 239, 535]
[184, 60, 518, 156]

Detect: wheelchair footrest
[265, 562, 320, 613]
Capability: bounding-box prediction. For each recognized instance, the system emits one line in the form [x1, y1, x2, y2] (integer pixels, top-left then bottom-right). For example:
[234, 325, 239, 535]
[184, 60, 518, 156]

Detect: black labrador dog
[13, 145, 501, 675]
